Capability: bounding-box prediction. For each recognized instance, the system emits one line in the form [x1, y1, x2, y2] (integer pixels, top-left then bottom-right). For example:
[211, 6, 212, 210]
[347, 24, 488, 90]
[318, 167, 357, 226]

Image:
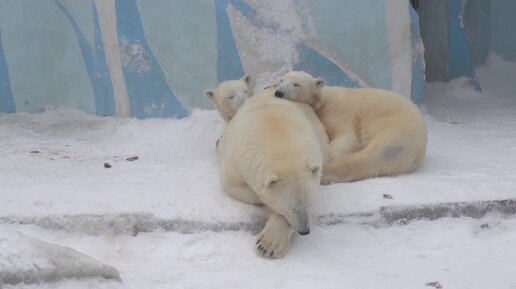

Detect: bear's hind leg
[322, 138, 414, 183]
[322, 149, 376, 183]
[328, 134, 361, 162]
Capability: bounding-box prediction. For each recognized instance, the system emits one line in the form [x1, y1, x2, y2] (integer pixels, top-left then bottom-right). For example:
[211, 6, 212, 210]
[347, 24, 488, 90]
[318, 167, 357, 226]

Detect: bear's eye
[228, 95, 234, 100]
[293, 83, 301, 87]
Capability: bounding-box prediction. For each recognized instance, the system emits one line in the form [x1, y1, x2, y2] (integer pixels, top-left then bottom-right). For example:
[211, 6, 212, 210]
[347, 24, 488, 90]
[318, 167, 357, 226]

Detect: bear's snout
[292, 206, 310, 236]
[274, 90, 284, 98]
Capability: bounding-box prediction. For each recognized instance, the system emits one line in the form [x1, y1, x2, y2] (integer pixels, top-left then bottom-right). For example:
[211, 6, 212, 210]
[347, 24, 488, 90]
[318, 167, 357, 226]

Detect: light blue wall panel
[308, 0, 391, 89]
[491, 0, 516, 61]
[0, 0, 95, 113]
[0, 32, 15, 112]
[464, 0, 491, 67]
[137, 0, 217, 109]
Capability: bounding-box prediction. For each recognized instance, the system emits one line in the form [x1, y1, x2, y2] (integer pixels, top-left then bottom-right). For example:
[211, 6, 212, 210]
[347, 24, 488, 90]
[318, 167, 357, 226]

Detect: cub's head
[204, 75, 253, 122]
[257, 164, 321, 236]
[274, 71, 325, 109]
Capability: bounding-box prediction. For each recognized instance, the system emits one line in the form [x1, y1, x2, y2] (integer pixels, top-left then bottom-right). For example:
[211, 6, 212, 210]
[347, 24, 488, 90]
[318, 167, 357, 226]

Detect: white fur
[276, 71, 427, 183]
[217, 87, 329, 258]
[204, 75, 253, 122]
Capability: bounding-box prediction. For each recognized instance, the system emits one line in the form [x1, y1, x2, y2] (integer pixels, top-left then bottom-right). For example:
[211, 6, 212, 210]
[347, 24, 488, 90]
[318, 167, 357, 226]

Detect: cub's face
[257, 165, 321, 236]
[274, 71, 325, 108]
[204, 75, 252, 122]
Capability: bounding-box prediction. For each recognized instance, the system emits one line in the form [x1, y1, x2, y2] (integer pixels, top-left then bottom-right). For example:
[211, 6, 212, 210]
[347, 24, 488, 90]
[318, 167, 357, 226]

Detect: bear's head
[204, 75, 253, 122]
[274, 71, 325, 110]
[258, 164, 321, 236]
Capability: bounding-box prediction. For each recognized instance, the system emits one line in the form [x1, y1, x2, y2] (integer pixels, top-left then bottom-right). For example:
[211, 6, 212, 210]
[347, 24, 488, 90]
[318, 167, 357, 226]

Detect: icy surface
[0, 55, 515, 288]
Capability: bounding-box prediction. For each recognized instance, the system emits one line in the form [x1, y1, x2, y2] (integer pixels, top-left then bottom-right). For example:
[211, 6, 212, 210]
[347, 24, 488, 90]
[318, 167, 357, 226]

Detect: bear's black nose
[274, 90, 284, 98]
[298, 230, 310, 236]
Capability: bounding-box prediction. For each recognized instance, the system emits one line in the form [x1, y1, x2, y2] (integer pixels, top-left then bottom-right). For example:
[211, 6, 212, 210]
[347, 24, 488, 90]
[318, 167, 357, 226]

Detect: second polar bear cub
[204, 75, 252, 122]
[275, 71, 427, 183]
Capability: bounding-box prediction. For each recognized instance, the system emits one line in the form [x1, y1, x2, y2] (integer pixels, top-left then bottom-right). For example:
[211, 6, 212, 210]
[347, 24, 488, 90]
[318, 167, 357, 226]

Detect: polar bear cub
[204, 75, 253, 122]
[274, 71, 427, 183]
[217, 87, 328, 258]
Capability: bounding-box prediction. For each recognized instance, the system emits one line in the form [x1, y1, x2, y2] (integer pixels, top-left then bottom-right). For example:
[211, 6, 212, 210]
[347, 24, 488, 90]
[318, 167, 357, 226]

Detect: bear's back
[225, 89, 323, 176]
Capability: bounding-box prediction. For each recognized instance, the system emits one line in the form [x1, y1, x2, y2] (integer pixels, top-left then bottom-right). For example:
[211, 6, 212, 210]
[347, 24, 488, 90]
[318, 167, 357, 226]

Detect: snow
[3, 217, 516, 289]
[1, 54, 516, 288]
[228, 0, 318, 90]
[119, 36, 150, 74]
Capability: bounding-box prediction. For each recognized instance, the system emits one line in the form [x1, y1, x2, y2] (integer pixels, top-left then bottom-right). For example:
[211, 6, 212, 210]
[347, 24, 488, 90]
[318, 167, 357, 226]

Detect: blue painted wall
[464, 0, 491, 67]
[116, 0, 187, 118]
[418, 0, 516, 86]
[410, 7, 424, 104]
[447, 0, 476, 81]
[308, 0, 390, 89]
[418, 0, 448, 82]
[0, 32, 15, 112]
[215, 0, 245, 83]
[491, 0, 516, 61]
[0, 0, 96, 113]
[0, 0, 424, 117]
[136, 0, 217, 110]
[54, 0, 116, 116]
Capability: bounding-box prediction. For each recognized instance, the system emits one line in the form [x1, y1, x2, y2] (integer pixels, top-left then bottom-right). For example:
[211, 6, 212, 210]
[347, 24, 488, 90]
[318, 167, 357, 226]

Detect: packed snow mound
[0, 229, 120, 286]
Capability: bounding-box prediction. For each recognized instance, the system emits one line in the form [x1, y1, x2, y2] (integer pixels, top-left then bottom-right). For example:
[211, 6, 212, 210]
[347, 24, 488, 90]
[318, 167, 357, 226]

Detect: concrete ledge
[317, 199, 516, 228]
[2, 199, 514, 236]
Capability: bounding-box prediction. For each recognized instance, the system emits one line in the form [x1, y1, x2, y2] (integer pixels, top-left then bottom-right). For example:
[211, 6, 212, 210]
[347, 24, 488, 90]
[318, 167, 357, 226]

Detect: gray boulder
[0, 229, 121, 286]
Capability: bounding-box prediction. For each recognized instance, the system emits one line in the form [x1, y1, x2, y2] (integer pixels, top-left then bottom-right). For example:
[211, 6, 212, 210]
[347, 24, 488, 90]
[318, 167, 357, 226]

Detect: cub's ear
[315, 78, 325, 88]
[264, 174, 280, 188]
[242, 74, 252, 85]
[263, 83, 277, 90]
[204, 89, 215, 100]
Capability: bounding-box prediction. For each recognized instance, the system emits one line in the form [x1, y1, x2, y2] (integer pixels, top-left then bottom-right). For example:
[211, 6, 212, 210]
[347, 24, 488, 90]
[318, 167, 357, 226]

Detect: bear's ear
[264, 174, 280, 188]
[204, 89, 215, 100]
[315, 78, 325, 88]
[308, 164, 321, 175]
[241, 74, 252, 85]
[263, 83, 277, 90]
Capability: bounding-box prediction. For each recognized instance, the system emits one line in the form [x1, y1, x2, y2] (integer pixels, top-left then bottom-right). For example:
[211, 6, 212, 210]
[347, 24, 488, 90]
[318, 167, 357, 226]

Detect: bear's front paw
[255, 214, 293, 259]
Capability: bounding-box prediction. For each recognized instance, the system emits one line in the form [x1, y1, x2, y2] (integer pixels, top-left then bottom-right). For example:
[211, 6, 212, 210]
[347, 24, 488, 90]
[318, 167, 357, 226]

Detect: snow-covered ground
[1, 55, 515, 288]
[3, 216, 516, 289]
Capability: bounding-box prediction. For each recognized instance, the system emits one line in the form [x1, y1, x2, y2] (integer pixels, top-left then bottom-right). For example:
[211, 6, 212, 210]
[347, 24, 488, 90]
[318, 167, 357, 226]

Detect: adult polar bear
[274, 71, 427, 184]
[213, 85, 329, 258]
